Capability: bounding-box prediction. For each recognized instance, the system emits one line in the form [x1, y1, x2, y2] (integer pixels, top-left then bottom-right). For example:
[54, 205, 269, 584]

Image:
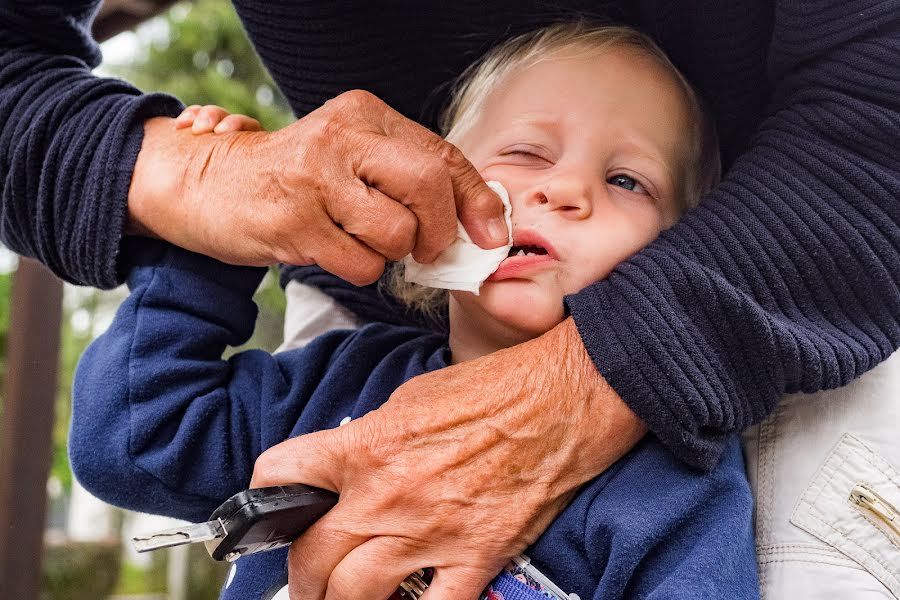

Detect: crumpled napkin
[403, 180, 513, 294]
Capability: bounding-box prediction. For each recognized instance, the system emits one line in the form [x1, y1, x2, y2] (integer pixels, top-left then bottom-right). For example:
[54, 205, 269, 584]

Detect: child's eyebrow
[509, 115, 561, 132]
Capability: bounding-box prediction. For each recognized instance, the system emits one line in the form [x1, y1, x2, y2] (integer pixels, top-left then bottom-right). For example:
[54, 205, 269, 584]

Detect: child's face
[449, 47, 693, 347]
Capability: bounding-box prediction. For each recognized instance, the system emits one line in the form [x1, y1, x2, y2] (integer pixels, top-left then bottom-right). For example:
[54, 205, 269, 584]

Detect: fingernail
[487, 217, 508, 242]
[195, 117, 210, 130]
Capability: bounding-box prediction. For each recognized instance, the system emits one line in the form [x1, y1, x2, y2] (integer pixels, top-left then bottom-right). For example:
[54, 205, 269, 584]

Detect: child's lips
[487, 228, 560, 281]
[487, 254, 557, 281]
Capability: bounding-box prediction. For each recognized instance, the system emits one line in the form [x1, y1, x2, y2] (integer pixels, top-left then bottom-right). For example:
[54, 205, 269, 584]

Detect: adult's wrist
[538, 317, 648, 484]
[127, 117, 187, 238]
[126, 116, 271, 264]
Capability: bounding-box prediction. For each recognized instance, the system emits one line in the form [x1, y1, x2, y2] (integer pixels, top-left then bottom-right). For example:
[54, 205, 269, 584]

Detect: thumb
[250, 428, 345, 492]
[451, 165, 509, 250]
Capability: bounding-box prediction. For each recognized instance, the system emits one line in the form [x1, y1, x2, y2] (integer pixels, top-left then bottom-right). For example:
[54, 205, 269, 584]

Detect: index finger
[353, 133, 457, 263]
[379, 111, 509, 250]
[250, 429, 344, 491]
[287, 505, 364, 600]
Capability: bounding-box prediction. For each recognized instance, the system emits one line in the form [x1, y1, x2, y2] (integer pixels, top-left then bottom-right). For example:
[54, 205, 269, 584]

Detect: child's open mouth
[489, 241, 556, 281]
[507, 244, 549, 257]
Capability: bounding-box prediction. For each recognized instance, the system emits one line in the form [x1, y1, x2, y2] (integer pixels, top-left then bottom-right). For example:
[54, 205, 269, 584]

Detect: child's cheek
[569, 255, 614, 293]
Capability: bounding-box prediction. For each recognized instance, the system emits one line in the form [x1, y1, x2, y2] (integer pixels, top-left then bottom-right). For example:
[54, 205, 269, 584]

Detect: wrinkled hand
[250, 318, 647, 599]
[128, 90, 508, 285]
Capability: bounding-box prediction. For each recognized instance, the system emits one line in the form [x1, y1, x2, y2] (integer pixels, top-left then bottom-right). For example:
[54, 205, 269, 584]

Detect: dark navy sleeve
[566, 1, 900, 469]
[69, 241, 352, 522]
[0, 1, 184, 288]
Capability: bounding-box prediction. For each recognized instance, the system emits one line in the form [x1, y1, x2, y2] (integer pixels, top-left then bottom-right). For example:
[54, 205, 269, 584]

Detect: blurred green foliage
[111, 552, 167, 595]
[111, 0, 295, 131]
[42, 540, 121, 600]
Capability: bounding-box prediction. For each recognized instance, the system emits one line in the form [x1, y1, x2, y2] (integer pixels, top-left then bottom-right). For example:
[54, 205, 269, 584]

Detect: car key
[132, 483, 338, 562]
[133, 484, 576, 600]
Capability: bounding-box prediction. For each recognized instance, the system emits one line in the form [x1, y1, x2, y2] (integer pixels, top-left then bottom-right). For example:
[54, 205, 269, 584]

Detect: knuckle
[311, 113, 346, 144]
[437, 140, 467, 168]
[416, 155, 450, 189]
[250, 449, 280, 486]
[305, 108, 347, 145]
[344, 415, 386, 466]
[337, 89, 378, 110]
[382, 214, 417, 258]
[348, 256, 385, 286]
[468, 188, 496, 213]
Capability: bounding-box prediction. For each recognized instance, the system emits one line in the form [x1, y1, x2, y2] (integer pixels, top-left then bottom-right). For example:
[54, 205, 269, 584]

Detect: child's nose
[526, 174, 593, 220]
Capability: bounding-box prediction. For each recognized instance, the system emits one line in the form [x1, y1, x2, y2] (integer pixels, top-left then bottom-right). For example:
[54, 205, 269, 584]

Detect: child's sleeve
[69, 240, 349, 522]
[587, 436, 758, 599]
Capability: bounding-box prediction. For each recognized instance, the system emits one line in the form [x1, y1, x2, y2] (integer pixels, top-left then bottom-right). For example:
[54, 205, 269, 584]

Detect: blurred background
[0, 1, 294, 597]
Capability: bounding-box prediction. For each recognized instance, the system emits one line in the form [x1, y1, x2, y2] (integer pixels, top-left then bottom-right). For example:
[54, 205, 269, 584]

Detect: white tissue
[402, 180, 513, 294]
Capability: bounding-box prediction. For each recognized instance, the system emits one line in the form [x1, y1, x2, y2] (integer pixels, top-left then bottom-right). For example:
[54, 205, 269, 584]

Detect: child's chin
[488, 304, 565, 339]
[462, 283, 565, 337]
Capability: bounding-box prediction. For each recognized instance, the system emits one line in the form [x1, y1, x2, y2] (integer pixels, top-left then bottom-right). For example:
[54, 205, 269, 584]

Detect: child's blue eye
[609, 174, 635, 190]
[608, 174, 645, 194]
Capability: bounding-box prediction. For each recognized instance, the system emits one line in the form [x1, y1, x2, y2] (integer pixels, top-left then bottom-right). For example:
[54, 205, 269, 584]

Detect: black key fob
[206, 484, 338, 561]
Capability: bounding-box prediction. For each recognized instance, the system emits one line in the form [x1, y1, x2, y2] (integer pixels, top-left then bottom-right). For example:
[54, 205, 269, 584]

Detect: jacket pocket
[791, 433, 900, 596]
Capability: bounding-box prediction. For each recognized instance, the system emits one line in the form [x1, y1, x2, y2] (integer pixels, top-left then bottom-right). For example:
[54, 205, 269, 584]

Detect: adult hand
[250, 318, 647, 599]
[127, 90, 508, 285]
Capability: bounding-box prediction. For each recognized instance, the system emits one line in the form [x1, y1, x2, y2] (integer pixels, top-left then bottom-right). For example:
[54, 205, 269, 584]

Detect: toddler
[71, 22, 756, 600]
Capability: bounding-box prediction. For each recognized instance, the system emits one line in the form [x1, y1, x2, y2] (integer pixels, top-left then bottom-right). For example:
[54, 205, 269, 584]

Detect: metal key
[133, 519, 226, 552]
[132, 484, 338, 562]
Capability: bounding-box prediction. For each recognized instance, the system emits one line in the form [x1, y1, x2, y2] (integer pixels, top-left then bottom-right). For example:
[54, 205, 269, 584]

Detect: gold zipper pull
[849, 483, 900, 537]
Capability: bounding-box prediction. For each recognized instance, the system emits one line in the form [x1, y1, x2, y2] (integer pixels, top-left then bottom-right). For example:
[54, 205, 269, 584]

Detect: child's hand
[174, 104, 263, 134]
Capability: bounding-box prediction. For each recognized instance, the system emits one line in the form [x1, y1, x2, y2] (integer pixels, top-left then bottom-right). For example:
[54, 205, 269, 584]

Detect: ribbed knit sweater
[2, 1, 899, 469]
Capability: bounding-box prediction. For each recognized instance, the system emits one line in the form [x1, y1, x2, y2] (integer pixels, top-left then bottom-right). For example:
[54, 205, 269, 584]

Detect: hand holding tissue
[403, 181, 513, 294]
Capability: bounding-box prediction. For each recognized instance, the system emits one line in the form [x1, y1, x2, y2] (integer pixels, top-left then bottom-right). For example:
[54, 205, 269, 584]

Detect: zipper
[849, 483, 900, 541]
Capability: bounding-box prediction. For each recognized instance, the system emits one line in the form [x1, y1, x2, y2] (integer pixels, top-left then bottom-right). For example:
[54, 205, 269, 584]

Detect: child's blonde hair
[387, 21, 721, 317]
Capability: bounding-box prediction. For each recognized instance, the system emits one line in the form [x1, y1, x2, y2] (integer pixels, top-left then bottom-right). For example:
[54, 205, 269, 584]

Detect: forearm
[0, 1, 184, 287]
[569, 1, 900, 469]
[127, 117, 274, 265]
[531, 317, 648, 488]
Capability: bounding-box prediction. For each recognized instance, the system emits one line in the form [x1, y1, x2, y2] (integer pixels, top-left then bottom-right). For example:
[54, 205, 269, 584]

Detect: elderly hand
[250, 318, 647, 599]
[127, 91, 508, 285]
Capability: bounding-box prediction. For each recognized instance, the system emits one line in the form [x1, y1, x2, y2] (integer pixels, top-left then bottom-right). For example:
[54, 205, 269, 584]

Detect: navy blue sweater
[70, 241, 758, 600]
[3, 1, 900, 469]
